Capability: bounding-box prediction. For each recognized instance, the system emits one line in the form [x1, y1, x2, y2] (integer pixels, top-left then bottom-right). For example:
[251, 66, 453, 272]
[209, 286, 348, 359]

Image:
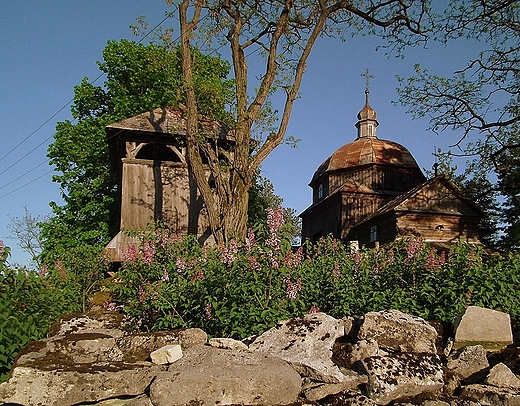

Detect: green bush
[0, 241, 108, 381]
[3, 208, 520, 381]
[109, 209, 520, 338]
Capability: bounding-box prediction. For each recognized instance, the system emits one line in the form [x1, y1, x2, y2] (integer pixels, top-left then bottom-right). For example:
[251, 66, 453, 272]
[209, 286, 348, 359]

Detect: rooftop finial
[361, 68, 374, 101]
[356, 68, 378, 138]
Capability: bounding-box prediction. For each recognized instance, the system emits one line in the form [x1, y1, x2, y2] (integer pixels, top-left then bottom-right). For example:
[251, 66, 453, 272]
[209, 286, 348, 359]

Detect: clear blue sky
[0, 1, 480, 265]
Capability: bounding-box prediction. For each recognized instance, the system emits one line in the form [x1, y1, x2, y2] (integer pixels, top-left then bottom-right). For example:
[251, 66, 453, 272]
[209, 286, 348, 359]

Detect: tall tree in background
[175, 0, 431, 244]
[41, 39, 234, 262]
[398, 0, 519, 249]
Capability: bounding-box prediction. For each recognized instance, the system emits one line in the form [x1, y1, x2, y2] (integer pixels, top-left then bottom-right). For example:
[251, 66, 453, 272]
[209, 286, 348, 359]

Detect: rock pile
[1, 306, 519, 405]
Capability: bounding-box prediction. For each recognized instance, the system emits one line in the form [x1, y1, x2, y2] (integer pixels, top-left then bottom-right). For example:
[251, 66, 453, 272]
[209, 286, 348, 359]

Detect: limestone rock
[14, 333, 124, 367]
[150, 344, 183, 365]
[209, 337, 249, 351]
[149, 345, 301, 406]
[115, 328, 207, 362]
[87, 395, 153, 406]
[48, 310, 128, 338]
[358, 309, 438, 354]
[361, 353, 444, 405]
[460, 383, 520, 406]
[303, 372, 369, 402]
[14, 328, 206, 368]
[326, 392, 377, 405]
[250, 312, 348, 383]
[485, 362, 520, 389]
[0, 362, 163, 406]
[446, 345, 489, 383]
[453, 306, 513, 351]
[333, 339, 382, 369]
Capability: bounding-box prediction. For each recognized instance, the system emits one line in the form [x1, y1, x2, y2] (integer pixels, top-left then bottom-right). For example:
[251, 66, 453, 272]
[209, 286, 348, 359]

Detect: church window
[318, 183, 324, 199]
[370, 225, 378, 242]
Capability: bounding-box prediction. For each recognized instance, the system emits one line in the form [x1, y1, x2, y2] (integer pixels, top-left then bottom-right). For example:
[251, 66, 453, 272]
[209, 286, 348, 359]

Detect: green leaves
[0, 242, 107, 380]
[108, 223, 520, 340]
[3, 231, 520, 381]
[41, 39, 234, 262]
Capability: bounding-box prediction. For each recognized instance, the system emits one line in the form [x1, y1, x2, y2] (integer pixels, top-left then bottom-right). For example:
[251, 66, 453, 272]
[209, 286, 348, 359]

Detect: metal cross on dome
[361, 68, 374, 93]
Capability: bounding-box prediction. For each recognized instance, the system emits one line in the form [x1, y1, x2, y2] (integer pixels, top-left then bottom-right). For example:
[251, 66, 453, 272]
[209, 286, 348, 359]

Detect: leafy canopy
[398, 0, 520, 249]
[41, 39, 234, 263]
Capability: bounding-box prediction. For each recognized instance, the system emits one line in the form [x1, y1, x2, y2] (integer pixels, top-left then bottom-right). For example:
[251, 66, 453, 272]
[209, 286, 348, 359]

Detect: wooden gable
[392, 175, 483, 217]
[349, 175, 484, 247]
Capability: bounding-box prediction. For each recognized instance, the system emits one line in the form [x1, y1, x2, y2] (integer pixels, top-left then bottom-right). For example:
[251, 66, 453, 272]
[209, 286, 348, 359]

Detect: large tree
[175, 0, 431, 244]
[398, 0, 519, 249]
[41, 39, 234, 262]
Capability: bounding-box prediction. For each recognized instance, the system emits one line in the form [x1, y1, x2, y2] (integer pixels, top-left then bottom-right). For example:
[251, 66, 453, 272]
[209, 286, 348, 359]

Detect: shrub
[0, 241, 108, 381]
[108, 210, 520, 339]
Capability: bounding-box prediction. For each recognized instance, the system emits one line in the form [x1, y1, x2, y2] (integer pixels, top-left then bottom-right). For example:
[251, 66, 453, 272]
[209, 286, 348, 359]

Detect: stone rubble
[453, 306, 513, 351]
[150, 344, 183, 365]
[0, 305, 518, 406]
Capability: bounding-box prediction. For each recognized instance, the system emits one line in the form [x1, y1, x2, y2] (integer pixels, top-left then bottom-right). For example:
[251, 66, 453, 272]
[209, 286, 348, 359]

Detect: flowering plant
[109, 209, 520, 338]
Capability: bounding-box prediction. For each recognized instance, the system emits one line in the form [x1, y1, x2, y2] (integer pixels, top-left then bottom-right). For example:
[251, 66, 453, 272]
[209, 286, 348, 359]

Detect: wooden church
[104, 87, 483, 260]
[300, 89, 484, 249]
[105, 107, 235, 261]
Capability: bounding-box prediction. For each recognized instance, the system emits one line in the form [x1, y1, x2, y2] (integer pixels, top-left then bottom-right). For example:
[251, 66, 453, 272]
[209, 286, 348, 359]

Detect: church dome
[311, 89, 421, 184]
[311, 137, 421, 183]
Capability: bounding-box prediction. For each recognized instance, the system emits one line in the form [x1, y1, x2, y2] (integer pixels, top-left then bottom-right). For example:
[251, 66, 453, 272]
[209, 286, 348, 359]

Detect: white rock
[485, 363, 520, 389]
[249, 312, 348, 383]
[453, 306, 513, 351]
[358, 309, 438, 354]
[362, 353, 444, 405]
[150, 345, 183, 365]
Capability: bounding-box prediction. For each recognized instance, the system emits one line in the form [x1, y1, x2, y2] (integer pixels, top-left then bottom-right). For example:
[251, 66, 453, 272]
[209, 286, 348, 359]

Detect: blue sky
[0, 1, 480, 265]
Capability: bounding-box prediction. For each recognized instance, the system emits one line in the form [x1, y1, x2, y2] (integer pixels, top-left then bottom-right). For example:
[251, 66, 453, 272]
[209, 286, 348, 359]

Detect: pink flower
[204, 303, 213, 320]
[220, 239, 238, 265]
[199, 246, 208, 264]
[308, 305, 320, 314]
[248, 256, 261, 272]
[426, 248, 445, 271]
[353, 250, 362, 266]
[373, 262, 381, 278]
[406, 235, 423, 261]
[285, 275, 302, 299]
[282, 246, 303, 269]
[39, 264, 48, 278]
[245, 228, 257, 251]
[268, 250, 279, 269]
[122, 245, 138, 263]
[142, 240, 155, 265]
[266, 236, 281, 250]
[191, 269, 205, 281]
[267, 207, 285, 236]
[331, 262, 341, 281]
[138, 286, 148, 303]
[161, 269, 170, 282]
[156, 229, 182, 248]
[176, 258, 187, 272]
[0, 240, 4, 258]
